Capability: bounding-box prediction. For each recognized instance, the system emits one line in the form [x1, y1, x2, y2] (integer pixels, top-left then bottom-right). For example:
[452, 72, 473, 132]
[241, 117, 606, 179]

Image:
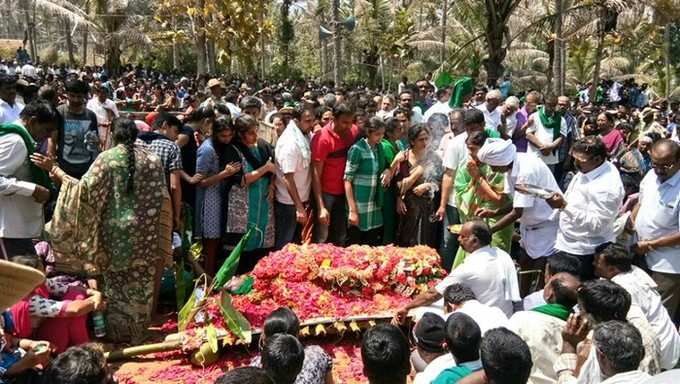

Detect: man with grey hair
[475, 89, 503, 133]
[502, 96, 526, 138]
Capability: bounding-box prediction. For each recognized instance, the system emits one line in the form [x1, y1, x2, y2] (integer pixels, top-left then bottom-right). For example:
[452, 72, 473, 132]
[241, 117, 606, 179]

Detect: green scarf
[532, 303, 572, 321]
[537, 105, 563, 141]
[0, 123, 52, 189]
[449, 76, 473, 108]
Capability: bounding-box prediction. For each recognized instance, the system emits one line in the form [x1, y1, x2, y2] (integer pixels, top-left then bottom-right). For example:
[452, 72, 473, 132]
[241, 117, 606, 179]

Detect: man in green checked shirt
[344, 117, 393, 246]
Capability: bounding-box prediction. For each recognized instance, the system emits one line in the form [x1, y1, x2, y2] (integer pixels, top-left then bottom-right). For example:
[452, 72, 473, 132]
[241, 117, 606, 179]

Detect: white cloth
[612, 267, 680, 370]
[555, 161, 624, 255]
[634, 170, 680, 274]
[477, 138, 516, 167]
[20, 64, 37, 79]
[455, 299, 509, 335]
[413, 353, 456, 384]
[274, 122, 312, 205]
[523, 290, 546, 311]
[423, 101, 453, 123]
[601, 371, 651, 384]
[509, 310, 566, 384]
[476, 103, 502, 131]
[0, 99, 24, 125]
[0, 132, 44, 239]
[441, 132, 468, 207]
[506, 112, 519, 137]
[506, 153, 561, 258]
[526, 114, 567, 165]
[435, 246, 520, 317]
[86, 97, 119, 126]
[436, 132, 455, 161]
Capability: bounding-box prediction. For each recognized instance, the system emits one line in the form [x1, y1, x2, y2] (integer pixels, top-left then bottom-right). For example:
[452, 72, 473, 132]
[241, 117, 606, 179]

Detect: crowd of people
[1, 60, 680, 384]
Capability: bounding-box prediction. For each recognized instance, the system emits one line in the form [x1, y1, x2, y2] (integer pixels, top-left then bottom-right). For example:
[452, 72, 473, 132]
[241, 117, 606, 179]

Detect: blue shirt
[432, 359, 483, 384]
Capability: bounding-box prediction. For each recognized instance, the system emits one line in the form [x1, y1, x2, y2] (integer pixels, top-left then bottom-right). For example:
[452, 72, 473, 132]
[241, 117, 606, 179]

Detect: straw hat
[207, 78, 226, 89]
[0, 259, 45, 310]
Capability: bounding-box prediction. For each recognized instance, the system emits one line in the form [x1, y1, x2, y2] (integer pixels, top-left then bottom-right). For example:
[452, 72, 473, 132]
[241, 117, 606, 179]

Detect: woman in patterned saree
[225, 114, 276, 274]
[32, 118, 172, 343]
[453, 130, 513, 268]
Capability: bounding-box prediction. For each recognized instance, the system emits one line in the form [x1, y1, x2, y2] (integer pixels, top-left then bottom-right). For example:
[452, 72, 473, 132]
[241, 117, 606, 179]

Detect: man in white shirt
[396, 220, 520, 319]
[509, 273, 580, 384]
[525, 95, 567, 171]
[594, 243, 680, 370]
[0, 100, 57, 259]
[632, 139, 680, 320]
[0, 74, 24, 124]
[274, 108, 314, 249]
[86, 83, 119, 147]
[547, 136, 625, 280]
[436, 109, 491, 271]
[443, 283, 509, 335]
[423, 88, 453, 123]
[475, 89, 503, 132]
[477, 138, 562, 294]
[20, 61, 37, 79]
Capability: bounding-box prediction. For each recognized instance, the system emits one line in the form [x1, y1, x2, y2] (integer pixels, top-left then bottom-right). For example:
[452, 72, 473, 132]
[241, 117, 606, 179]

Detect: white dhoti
[520, 219, 558, 259]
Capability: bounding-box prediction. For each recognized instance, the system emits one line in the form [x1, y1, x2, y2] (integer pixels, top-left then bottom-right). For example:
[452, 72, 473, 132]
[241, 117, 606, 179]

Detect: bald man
[633, 139, 680, 320]
[508, 273, 580, 383]
[475, 89, 503, 133]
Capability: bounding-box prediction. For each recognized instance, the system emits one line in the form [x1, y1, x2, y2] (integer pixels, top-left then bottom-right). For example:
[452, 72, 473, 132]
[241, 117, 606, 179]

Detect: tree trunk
[440, 0, 448, 64]
[664, 23, 671, 109]
[207, 40, 216, 74]
[64, 20, 75, 66]
[552, 0, 564, 96]
[82, 0, 89, 65]
[589, 12, 606, 103]
[195, 0, 207, 75]
[484, 20, 506, 87]
[332, 0, 342, 85]
[172, 17, 179, 71]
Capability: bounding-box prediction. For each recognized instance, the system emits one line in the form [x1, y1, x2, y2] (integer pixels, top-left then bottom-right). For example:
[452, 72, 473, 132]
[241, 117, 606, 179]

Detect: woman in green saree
[453, 130, 513, 268]
[224, 114, 276, 274]
[379, 117, 408, 244]
[33, 118, 172, 343]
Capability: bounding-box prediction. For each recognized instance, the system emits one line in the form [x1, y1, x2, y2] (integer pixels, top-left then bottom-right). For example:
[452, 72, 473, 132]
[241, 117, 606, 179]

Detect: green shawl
[532, 303, 572, 321]
[537, 105, 563, 141]
[0, 123, 51, 189]
[449, 76, 474, 108]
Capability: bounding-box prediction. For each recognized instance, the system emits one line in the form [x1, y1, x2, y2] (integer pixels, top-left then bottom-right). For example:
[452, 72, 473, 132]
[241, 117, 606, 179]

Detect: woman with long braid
[31, 118, 172, 343]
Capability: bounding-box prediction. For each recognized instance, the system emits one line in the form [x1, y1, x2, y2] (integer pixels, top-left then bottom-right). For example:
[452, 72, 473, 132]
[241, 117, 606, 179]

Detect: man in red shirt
[311, 104, 359, 245]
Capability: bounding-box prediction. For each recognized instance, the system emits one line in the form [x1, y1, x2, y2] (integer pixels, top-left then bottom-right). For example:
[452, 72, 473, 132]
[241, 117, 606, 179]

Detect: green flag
[435, 72, 454, 90]
[449, 76, 474, 108]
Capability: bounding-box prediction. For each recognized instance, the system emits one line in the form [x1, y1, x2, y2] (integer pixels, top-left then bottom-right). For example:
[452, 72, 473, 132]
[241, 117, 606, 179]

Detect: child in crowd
[0, 311, 51, 384]
[9, 255, 106, 353]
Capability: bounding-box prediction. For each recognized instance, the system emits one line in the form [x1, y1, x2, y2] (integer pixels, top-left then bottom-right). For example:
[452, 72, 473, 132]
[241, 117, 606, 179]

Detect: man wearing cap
[0, 74, 23, 125]
[476, 138, 562, 293]
[200, 78, 229, 112]
[412, 312, 451, 384]
[637, 107, 666, 139]
[240, 96, 277, 146]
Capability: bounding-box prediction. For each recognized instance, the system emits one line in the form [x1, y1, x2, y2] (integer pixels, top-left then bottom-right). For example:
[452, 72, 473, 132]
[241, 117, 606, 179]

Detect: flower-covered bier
[231, 244, 446, 327]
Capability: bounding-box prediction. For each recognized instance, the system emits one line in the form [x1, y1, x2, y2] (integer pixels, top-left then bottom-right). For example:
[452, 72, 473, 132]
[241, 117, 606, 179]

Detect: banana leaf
[206, 324, 219, 353]
[177, 287, 198, 331]
[218, 291, 252, 343]
[213, 227, 254, 290]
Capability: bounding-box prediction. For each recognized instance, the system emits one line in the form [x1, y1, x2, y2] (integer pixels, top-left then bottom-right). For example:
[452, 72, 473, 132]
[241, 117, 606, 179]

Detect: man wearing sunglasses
[633, 139, 680, 321]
